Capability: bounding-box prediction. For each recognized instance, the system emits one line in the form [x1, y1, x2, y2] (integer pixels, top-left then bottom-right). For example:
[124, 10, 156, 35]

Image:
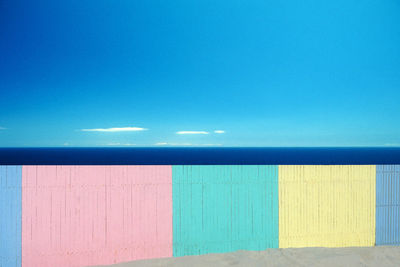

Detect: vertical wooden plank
[172, 165, 279, 257]
[376, 165, 400, 245]
[0, 165, 22, 267]
[279, 165, 376, 248]
[22, 165, 172, 267]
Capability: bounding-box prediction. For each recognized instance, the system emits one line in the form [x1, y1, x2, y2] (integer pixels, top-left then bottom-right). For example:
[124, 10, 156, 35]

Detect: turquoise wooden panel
[172, 165, 278, 256]
[0, 166, 22, 267]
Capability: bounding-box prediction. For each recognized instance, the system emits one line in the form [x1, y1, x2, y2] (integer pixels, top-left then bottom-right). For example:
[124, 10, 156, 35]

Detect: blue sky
[0, 0, 399, 147]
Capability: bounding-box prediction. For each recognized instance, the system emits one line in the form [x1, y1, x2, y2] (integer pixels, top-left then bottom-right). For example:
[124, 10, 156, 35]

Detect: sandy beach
[96, 247, 400, 267]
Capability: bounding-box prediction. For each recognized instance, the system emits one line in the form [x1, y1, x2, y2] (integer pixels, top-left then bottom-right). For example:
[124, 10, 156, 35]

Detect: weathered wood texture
[173, 165, 279, 256]
[0, 166, 22, 267]
[376, 165, 400, 245]
[21, 166, 172, 267]
[279, 165, 376, 248]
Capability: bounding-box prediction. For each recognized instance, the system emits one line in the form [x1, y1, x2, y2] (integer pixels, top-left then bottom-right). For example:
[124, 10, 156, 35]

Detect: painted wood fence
[0, 165, 398, 267]
[279, 165, 375, 248]
[22, 166, 172, 267]
[173, 165, 278, 256]
[376, 165, 400, 245]
[0, 166, 22, 267]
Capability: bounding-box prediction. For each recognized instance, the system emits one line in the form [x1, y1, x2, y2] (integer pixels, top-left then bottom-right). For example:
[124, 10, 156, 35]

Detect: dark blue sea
[0, 147, 399, 165]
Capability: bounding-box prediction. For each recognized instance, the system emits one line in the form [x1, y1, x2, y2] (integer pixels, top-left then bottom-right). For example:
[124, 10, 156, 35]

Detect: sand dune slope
[95, 247, 400, 267]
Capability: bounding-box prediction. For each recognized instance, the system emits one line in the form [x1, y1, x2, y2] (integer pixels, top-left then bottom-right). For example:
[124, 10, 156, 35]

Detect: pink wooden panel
[22, 166, 172, 267]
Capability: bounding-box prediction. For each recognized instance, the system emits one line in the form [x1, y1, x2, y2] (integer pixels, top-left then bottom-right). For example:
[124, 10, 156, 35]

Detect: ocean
[0, 147, 399, 165]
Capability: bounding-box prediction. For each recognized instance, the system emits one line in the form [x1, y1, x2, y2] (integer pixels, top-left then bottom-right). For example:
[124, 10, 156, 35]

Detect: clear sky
[1, 0, 399, 147]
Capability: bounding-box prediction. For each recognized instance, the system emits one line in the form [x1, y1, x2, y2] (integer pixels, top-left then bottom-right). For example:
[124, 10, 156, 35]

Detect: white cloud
[81, 127, 147, 132]
[214, 130, 225, 134]
[155, 142, 168, 146]
[201, 144, 223, 146]
[107, 142, 136, 146]
[63, 142, 70, 146]
[154, 142, 222, 146]
[107, 142, 121, 146]
[384, 143, 400, 147]
[154, 142, 192, 146]
[176, 131, 209, 135]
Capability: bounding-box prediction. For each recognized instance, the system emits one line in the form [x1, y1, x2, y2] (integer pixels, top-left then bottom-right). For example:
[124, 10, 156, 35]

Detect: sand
[95, 247, 400, 267]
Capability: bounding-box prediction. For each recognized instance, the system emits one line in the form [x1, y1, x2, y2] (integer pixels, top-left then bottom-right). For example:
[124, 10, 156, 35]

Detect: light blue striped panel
[376, 165, 400, 245]
[0, 166, 22, 267]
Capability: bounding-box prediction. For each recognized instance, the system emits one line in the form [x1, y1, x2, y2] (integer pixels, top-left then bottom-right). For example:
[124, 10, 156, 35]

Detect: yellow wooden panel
[279, 165, 375, 248]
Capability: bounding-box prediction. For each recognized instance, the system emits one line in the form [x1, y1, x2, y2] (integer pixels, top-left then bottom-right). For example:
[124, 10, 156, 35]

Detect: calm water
[0, 147, 399, 165]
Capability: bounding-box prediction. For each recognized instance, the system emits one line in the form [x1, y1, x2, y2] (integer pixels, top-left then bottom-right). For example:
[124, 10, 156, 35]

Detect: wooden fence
[0, 165, 398, 267]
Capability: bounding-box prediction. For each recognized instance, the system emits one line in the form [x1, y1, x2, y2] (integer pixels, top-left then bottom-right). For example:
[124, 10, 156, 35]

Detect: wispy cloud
[155, 142, 168, 146]
[154, 142, 222, 146]
[81, 127, 147, 132]
[214, 130, 225, 134]
[154, 142, 192, 146]
[384, 143, 400, 147]
[107, 142, 136, 146]
[176, 131, 209, 135]
[201, 144, 223, 146]
[0, 127, 6, 130]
